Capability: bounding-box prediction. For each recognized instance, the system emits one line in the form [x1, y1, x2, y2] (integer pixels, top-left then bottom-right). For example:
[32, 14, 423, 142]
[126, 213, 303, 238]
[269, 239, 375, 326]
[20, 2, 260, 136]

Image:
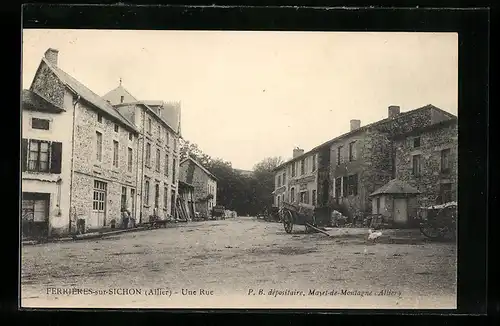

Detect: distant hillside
[234, 169, 254, 177]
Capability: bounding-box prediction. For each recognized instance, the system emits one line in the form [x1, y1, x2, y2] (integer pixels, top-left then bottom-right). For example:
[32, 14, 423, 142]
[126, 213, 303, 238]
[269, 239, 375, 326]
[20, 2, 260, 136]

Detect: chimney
[44, 48, 59, 66]
[388, 105, 401, 118]
[293, 147, 304, 158]
[350, 119, 361, 131]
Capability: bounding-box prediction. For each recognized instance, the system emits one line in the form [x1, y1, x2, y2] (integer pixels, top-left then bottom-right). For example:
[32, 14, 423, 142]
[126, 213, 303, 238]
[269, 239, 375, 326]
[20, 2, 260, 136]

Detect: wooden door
[91, 180, 107, 228]
[393, 198, 408, 224]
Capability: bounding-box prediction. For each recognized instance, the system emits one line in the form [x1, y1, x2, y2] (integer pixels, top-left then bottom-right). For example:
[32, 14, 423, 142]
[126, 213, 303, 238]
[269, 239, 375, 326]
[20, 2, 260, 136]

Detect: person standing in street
[121, 208, 129, 229]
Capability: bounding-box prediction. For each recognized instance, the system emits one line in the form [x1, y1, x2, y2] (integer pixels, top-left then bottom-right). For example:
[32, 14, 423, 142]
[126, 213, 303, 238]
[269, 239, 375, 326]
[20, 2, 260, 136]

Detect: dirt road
[21, 217, 456, 309]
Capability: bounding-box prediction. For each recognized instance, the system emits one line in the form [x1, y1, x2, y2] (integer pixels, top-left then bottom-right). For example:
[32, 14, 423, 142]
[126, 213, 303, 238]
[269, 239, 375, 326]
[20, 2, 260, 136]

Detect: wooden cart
[281, 201, 331, 234]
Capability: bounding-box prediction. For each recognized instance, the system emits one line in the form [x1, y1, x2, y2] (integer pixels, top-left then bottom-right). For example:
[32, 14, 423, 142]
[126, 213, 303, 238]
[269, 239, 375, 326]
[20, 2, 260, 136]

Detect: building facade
[22, 48, 140, 237]
[102, 86, 182, 223]
[179, 157, 217, 217]
[21, 89, 68, 239]
[272, 104, 458, 220]
[392, 118, 458, 208]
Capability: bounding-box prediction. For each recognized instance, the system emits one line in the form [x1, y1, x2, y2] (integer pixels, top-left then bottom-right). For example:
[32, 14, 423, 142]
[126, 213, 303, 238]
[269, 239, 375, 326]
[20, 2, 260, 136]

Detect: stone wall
[394, 121, 458, 207]
[179, 160, 215, 216]
[29, 61, 65, 108]
[71, 99, 138, 230]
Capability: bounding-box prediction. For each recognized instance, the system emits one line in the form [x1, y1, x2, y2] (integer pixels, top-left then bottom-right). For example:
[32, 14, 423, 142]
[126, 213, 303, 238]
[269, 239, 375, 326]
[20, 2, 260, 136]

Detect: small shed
[369, 179, 421, 227]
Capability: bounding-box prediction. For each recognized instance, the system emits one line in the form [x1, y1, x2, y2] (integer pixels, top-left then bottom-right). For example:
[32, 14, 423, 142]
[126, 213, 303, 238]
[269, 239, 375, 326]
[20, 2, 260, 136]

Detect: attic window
[129, 132, 133, 141]
[97, 113, 103, 123]
[114, 124, 119, 133]
[31, 118, 50, 130]
[120, 96, 124, 103]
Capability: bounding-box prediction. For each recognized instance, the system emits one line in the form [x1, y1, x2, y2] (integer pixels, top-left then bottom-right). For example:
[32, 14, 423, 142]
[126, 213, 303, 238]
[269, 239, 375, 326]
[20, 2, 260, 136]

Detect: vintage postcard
[20, 29, 458, 309]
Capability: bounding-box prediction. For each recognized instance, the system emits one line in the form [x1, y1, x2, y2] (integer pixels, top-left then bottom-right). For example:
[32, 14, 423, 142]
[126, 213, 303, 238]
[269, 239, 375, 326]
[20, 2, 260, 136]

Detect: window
[291, 163, 296, 177]
[172, 158, 176, 182]
[300, 191, 309, 204]
[120, 96, 124, 103]
[439, 183, 453, 204]
[164, 186, 169, 208]
[121, 186, 127, 210]
[113, 141, 119, 167]
[96, 132, 103, 162]
[335, 178, 342, 198]
[277, 195, 280, 207]
[157, 125, 161, 140]
[342, 176, 348, 197]
[301, 159, 305, 175]
[337, 146, 343, 165]
[347, 174, 358, 196]
[441, 148, 451, 173]
[156, 149, 161, 172]
[114, 124, 119, 133]
[283, 171, 286, 184]
[277, 175, 281, 187]
[282, 194, 285, 204]
[154, 184, 160, 208]
[93, 180, 107, 211]
[127, 148, 133, 172]
[412, 154, 422, 176]
[129, 132, 133, 141]
[290, 188, 295, 203]
[164, 154, 169, 176]
[376, 197, 381, 214]
[144, 180, 150, 205]
[166, 131, 170, 146]
[413, 137, 421, 148]
[145, 143, 151, 166]
[27, 139, 49, 172]
[148, 118, 152, 134]
[312, 154, 317, 172]
[349, 141, 357, 161]
[31, 118, 50, 130]
[22, 139, 62, 174]
[97, 113, 103, 123]
[173, 138, 177, 151]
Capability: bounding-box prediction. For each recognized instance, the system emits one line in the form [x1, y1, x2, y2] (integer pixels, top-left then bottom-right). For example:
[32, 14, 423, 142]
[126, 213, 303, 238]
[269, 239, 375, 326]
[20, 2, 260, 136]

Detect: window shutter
[21, 139, 28, 172]
[50, 142, 62, 174]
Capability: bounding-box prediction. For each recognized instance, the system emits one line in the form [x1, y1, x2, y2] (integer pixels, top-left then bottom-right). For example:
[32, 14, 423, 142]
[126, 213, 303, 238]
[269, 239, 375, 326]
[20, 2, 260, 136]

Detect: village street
[21, 217, 456, 309]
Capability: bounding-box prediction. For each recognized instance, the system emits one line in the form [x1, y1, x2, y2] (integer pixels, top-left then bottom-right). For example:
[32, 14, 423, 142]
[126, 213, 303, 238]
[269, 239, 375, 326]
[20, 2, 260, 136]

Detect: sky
[22, 30, 458, 170]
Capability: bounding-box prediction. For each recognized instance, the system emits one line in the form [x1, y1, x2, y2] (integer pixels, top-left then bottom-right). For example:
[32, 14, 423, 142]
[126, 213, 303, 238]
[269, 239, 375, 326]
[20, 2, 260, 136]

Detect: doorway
[91, 180, 107, 228]
[130, 188, 135, 218]
[170, 190, 176, 218]
[393, 197, 408, 225]
[22, 192, 49, 239]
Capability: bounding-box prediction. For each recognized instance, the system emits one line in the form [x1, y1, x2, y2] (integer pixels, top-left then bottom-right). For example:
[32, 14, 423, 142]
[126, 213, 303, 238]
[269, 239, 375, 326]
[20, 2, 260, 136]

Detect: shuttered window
[22, 138, 62, 174]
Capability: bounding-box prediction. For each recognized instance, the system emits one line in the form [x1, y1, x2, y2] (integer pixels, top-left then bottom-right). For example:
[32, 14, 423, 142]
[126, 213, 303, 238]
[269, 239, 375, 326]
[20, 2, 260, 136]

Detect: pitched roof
[273, 104, 457, 171]
[22, 89, 65, 113]
[180, 157, 217, 181]
[369, 179, 421, 197]
[178, 180, 195, 189]
[40, 58, 138, 133]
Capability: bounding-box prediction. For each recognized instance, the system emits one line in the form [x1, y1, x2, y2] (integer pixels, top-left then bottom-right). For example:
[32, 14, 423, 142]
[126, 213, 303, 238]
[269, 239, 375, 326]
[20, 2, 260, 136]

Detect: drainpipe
[139, 107, 146, 224]
[69, 93, 81, 234]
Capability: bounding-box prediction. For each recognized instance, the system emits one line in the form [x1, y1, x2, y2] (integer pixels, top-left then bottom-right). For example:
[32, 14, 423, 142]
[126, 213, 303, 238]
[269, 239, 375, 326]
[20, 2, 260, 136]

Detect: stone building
[102, 85, 182, 223]
[392, 117, 458, 207]
[272, 104, 457, 221]
[23, 48, 140, 236]
[179, 157, 217, 218]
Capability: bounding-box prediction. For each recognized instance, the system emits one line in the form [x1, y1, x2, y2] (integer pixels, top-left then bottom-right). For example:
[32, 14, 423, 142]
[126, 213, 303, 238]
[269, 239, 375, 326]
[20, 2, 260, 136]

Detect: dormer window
[120, 96, 124, 103]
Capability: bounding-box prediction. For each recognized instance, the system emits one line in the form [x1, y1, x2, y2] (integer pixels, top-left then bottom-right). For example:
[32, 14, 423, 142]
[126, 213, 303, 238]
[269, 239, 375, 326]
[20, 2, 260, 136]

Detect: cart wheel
[283, 210, 294, 234]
